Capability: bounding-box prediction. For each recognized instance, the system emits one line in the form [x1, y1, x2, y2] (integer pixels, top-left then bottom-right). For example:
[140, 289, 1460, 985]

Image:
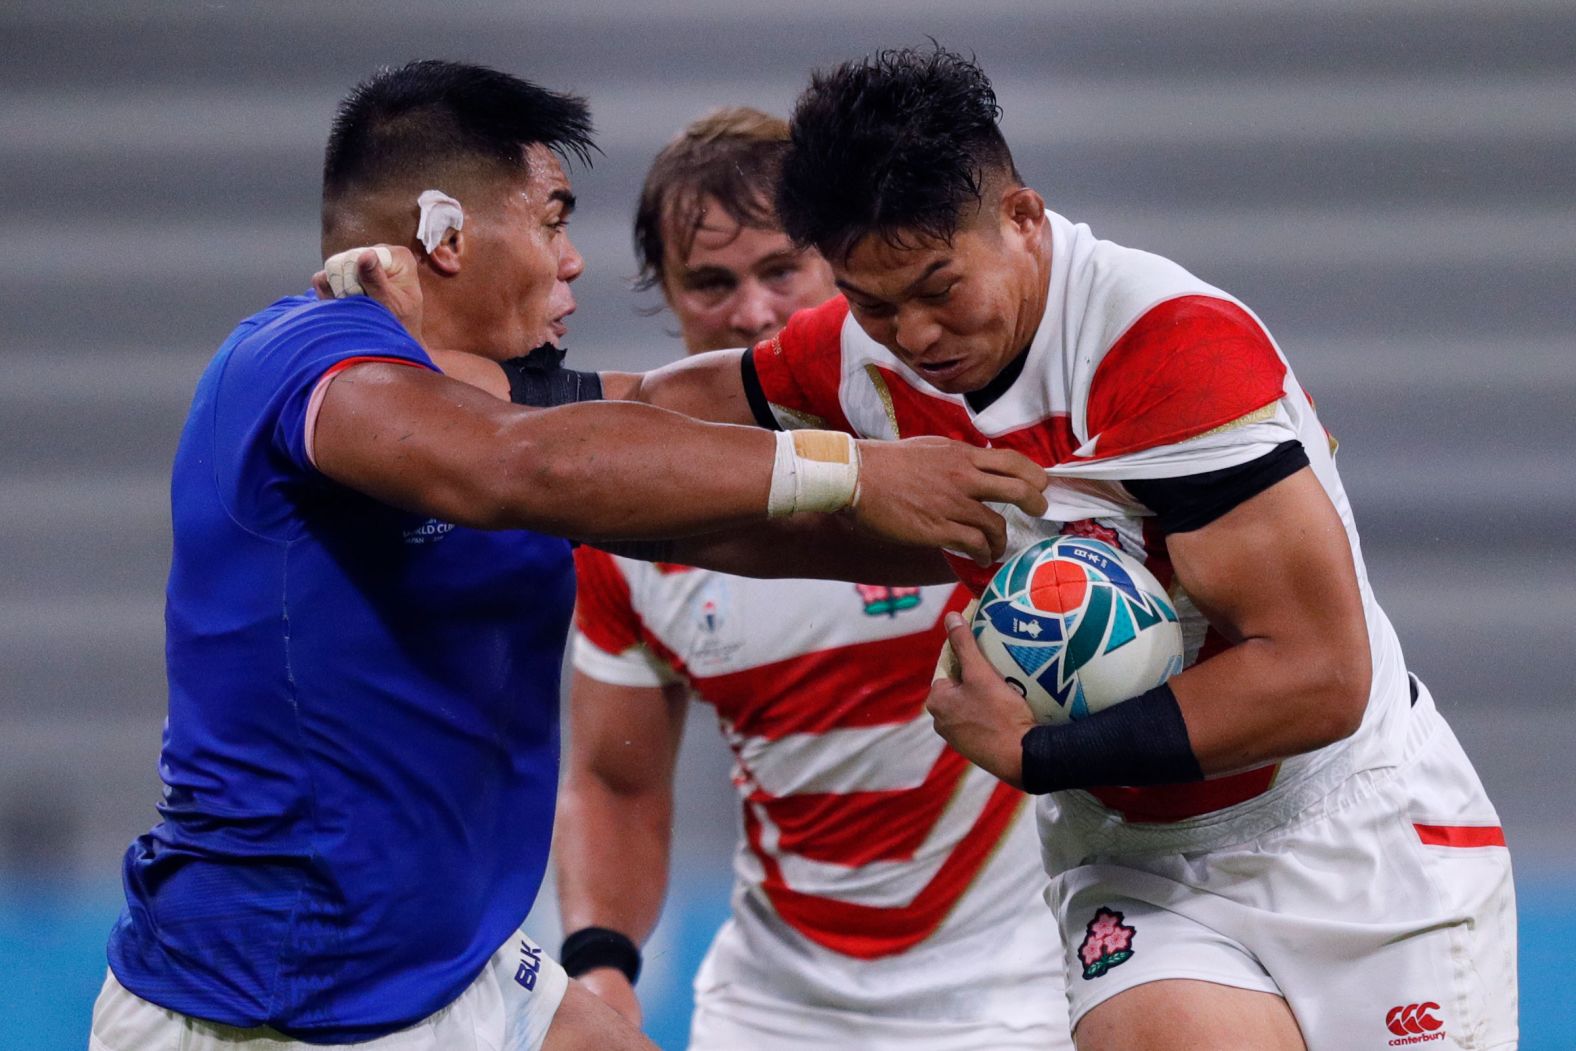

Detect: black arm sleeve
[739, 350, 782, 431]
[1125, 440, 1309, 534]
[501, 343, 603, 407]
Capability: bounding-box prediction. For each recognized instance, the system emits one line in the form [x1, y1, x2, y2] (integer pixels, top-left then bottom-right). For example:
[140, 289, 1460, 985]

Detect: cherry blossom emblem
[1078, 906, 1136, 980]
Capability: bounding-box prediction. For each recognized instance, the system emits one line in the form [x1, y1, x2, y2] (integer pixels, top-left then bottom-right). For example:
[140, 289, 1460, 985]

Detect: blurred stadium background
[2, 0, 1572, 1045]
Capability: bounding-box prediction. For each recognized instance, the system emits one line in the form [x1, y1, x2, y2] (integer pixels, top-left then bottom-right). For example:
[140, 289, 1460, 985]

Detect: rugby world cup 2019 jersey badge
[690, 577, 743, 668]
[1078, 907, 1136, 979]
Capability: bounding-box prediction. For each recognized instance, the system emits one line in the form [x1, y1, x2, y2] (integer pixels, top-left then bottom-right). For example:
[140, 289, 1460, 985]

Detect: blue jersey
[107, 294, 575, 1042]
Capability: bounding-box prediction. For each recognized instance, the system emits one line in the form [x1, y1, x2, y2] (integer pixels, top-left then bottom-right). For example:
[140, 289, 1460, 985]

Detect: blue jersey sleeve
[203, 294, 435, 536]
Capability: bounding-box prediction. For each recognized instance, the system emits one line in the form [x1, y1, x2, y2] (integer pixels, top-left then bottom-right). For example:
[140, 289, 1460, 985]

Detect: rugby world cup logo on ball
[972, 537, 1184, 724]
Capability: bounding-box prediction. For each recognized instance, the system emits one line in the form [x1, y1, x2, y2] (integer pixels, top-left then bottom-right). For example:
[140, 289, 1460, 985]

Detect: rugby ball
[972, 535, 1184, 725]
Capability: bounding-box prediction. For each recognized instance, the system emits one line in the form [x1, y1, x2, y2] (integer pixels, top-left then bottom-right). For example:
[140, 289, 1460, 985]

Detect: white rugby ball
[972, 535, 1184, 725]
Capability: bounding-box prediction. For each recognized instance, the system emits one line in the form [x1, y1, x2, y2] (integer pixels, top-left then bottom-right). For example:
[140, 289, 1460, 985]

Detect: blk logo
[514, 938, 543, 991]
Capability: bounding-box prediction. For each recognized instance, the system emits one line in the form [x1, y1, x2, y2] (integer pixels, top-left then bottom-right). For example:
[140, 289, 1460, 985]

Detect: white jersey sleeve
[570, 632, 680, 688]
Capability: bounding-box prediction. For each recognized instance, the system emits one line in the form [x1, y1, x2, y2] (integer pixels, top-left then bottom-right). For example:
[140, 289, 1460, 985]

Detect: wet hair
[777, 45, 1020, 262]
[632, 106, 791, 292]
[321, 59, 594, 234]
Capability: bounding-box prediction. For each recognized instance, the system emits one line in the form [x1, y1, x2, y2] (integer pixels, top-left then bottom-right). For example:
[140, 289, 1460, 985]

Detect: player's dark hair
[322, 59, 594, 221]
[778, 45, 1020, 262]
[632, 107, 790, 293]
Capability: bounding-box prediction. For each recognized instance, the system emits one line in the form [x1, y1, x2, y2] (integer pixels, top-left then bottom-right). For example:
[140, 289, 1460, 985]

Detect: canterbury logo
[1386, 1002, 1444, 1036]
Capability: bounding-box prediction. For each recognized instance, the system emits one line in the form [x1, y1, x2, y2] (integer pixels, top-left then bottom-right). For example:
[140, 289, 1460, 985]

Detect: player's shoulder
[239, 290, 391, 332]
[217, 292, 431, 394]
[1072, 228, 1234, 343]
[765, 295, 852, 363]
[1052, 218, 1289, 455]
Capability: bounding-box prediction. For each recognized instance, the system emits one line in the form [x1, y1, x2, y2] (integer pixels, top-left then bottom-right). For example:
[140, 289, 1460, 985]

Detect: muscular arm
[555, 671, 689, 1022]
[1160, 466, 1371, 772]
[614, 348, 755, 424]
[316, 361, 1046, 560]
[930, 467, 1372, 784]
[314, 364, 775, 540]
[314, 249, 1048, 557]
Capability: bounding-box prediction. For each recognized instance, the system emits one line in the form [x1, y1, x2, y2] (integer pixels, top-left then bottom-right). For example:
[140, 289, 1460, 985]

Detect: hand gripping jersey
[746, 210, 1414, 850]
[573, 553, 1068, 1030]
[106, 295, 575, 1042]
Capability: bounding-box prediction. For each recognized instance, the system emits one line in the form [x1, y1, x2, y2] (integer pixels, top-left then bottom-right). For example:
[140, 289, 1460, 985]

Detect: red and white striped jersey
[747, 210, 1413, 847]
[571, 552, 1065, 1020]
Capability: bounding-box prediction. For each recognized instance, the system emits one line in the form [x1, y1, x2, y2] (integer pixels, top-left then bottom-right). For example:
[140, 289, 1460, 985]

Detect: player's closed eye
[847, 296, 895, 319]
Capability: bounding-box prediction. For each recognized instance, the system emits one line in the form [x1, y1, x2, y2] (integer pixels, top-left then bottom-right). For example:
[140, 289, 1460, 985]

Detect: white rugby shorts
[1047, 681, 1517, 1049]
[89, 926, 569, 1051]
[689, 983, 1070, 1051]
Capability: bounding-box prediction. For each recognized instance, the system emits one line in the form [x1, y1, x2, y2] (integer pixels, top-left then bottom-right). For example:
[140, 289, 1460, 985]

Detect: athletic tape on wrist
[560, 926, 642, 984]
[766, 430, 860, 517]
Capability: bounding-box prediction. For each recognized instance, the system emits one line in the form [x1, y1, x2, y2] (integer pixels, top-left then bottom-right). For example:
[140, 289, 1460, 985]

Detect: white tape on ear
[323, 246, 393, 297]
[416, 190, 464, 254]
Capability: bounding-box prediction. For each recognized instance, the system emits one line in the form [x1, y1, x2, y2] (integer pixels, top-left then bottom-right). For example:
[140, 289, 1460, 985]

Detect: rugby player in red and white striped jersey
[554, 108, 1072, 1051]
[338, 49, 1515, 1051]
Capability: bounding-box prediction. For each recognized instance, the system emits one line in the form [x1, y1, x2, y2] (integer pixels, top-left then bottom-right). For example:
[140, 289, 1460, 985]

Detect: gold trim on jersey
[771, 404, 826, 430]
[864, 364, 901, 438]
[1197, 402, 1277, 439]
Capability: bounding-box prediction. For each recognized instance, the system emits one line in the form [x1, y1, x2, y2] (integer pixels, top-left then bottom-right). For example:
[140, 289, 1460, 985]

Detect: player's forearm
[1169, 629, 1371, 775]
[464, 401, 776, 540]
[554, 775, 673, 945]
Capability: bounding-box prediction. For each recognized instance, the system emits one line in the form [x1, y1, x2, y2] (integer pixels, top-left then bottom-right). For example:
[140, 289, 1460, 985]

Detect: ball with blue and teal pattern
[972, 536, 1184, 725]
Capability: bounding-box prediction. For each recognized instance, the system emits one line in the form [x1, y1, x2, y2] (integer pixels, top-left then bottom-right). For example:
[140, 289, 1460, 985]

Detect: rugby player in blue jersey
[89, 61, 1048, 1051]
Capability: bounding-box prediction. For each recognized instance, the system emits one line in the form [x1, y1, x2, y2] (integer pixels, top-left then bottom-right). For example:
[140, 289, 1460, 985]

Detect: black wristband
[501, 343, 604, 407]
[1020, 682, 1204, 794]
[560, 926, 642, 984]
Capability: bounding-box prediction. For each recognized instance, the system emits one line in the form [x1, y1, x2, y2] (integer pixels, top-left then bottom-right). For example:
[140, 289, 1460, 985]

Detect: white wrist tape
[323, 245, 393, 298]
[766, 430, 861, 517]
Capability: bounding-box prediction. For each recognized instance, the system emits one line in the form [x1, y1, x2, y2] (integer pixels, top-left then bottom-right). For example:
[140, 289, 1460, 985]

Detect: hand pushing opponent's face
[662, 196, 836, 355]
